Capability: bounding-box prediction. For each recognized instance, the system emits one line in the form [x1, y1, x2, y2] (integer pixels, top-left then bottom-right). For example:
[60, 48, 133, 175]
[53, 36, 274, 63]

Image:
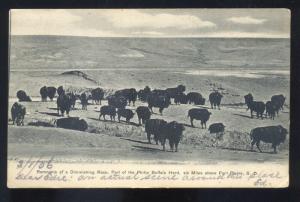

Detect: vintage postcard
[7, 9, 290, 188]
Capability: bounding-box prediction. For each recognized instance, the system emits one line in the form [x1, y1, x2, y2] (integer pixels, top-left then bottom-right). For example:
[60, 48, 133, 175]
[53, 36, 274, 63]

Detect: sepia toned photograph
[7, 9, 290, 188]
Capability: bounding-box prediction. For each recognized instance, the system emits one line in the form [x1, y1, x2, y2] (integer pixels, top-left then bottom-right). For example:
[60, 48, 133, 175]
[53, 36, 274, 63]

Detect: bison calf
[117, 108, 134, 123]
[99, 105, 116, 121]
[250, 125, 288, 153]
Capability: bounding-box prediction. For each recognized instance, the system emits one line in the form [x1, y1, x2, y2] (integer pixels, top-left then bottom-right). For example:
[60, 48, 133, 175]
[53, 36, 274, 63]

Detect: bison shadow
[131, 145, 164, 152]
[180, 123, 197, 129]
[120, 138, 149, 145]
[47, 107, 59, 111]
[87, 117, 112, 122]
[220, 147, 274, 154]
[117, 120, 140, 127]
[39, 111, 60, 117]
[195, 105, 210, 109]
[232, 113, 253, 119]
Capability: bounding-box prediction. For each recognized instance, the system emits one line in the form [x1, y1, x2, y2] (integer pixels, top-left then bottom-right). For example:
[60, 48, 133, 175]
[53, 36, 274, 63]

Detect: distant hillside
[10, 35, 290, 70]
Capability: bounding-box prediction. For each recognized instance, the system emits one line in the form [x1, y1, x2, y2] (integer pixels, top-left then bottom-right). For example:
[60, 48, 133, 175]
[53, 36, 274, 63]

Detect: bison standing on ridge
[57, 92, 71, 117]
[55, 117, 88, 131]
[46, 86, 56, 101]
[161, 121, 185, 152]
[117, 108, 134, 123]
[115, 88, 138, 106]
[99, 105, 116, 121]
[250, 125, 288, 153]
[147, 93, 170, 115]
[17, 90, 32, 102]
[186, 92, 205, 105]
[145, 119, 167, 144]
[40, 86, 48, 101]
[11, 102, 26, 126]
[138, 86, 151, 102]
[244, 93, 265, 119]
[136, 106, 151, 125]
[91, 88, 104, 105]
[209, 91, 223, 109]
[107, 95, 127, 109]
[188, 108, 211, 128]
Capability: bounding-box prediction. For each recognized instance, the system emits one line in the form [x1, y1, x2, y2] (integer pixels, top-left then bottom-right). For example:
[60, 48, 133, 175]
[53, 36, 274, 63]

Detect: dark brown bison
[107, 95, 127, 109]
[174, 93, 188, 105]
[57, 92, 71, 116]
[136, 106, 151, 125]
[138, 86, 151, 102]
[91, 88, 104, 105]
[115, 88, 138, 106]
[117, 108, 134, 123]
[11, 102, 26, 126]
[165, 85, 186, 101]
[250, 125, 288, 153]
[16, 90, 31, 102]
[55, 117, 88, 131]
[160, 121, 185, 152]
[99, 105, 116, 121]
[186, 92, 205, 105]
[244, 93, 265, 119]
[57, 86, 64, 96]
[188, 108, 211, 128]
[147, 94, 170, 115]
[40, 86, 48, 101]
[271, 94, 285, 110]
[80, 93, 88, 110]
[208, 123, 225, 139]
[145, 119, 167, 144]
[67, 92, 77, 109]
[266, 101, 276, 120]
[209, 91, 223, 109]
[46, 87, 56, 101]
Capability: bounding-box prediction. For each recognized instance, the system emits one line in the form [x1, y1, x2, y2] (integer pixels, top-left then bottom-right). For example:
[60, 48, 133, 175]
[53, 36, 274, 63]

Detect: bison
[57, 92, 71, 116]
[11, 102, 26, 126]
[271, 94, 285, 110]
[266, 101, 276, 120]
[244, 93, 265, 119]
[174, 93, 188, 105]
[91, 88, 104, 105]
[145, 119, 167, 144]
[46, 86, 56, 101]
[186, 92, 205, 105]
[250, 125, 288, 153]
[160, 121, 185, 152]
[67, 92, 77, 109]
[208, 123, 225, 139]
[40, 86, 48, 101]
[165, 85, 186, 101]
[136, 106, 151, 125]
[55, 117, 88, 131]
[57, 86, 64, 96]
[107, 95, 127, 109]
[115, 88, 138, 106]
[188, 108, 211, 128]
[117, 108, 134, 123]
[17, 90, 31, 102]
[80, 93, 88, 110]
[138, 86, 151, 102]
[99, 105, 116, 121]
[147, 94, 170, 115]
[209, 91, 223, 109]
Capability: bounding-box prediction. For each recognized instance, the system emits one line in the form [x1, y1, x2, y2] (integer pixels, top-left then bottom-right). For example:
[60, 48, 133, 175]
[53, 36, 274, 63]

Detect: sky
[10, 9, 290, 38]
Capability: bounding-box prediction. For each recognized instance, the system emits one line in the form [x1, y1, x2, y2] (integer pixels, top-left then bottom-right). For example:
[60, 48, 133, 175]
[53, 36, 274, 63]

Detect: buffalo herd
[11, 84, 288, 153]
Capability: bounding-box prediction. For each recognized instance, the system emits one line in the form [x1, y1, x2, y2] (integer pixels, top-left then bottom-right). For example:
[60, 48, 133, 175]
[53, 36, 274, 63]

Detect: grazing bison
[55, 117, 88, 131]
[208, 123, 225, 139]
[209, 91, 223, 109]
[244, 93, 265, 119]
[91, 88, 104, 105]
[11, 102, 26, 126]
[115, 88, 138, 106]
[67, 92, 77, 109]
[107, 95, 127, 109]
[161, 121, 185, 152]
[46, 86, 56, 101]
[99, 105, 116, 121]
[145, 119, 167, 144]
[186, 92, 205, 105]
[57, 86, 64, 96]
[16, 90, 32, 102]
[40, 86, 48, 101]
[166, 85, 186, 100]
[266, 101, 276, 120]
[147, 94, 170, 115]
[57, 93, 71, 116]
[174, 93, 188, 105]
[136, 106, 151, 125]
[250, 125, 288, 153]
[80, 93, 88, 110]
[117, 108, 134, 123]
[188, 108, 211, 128]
